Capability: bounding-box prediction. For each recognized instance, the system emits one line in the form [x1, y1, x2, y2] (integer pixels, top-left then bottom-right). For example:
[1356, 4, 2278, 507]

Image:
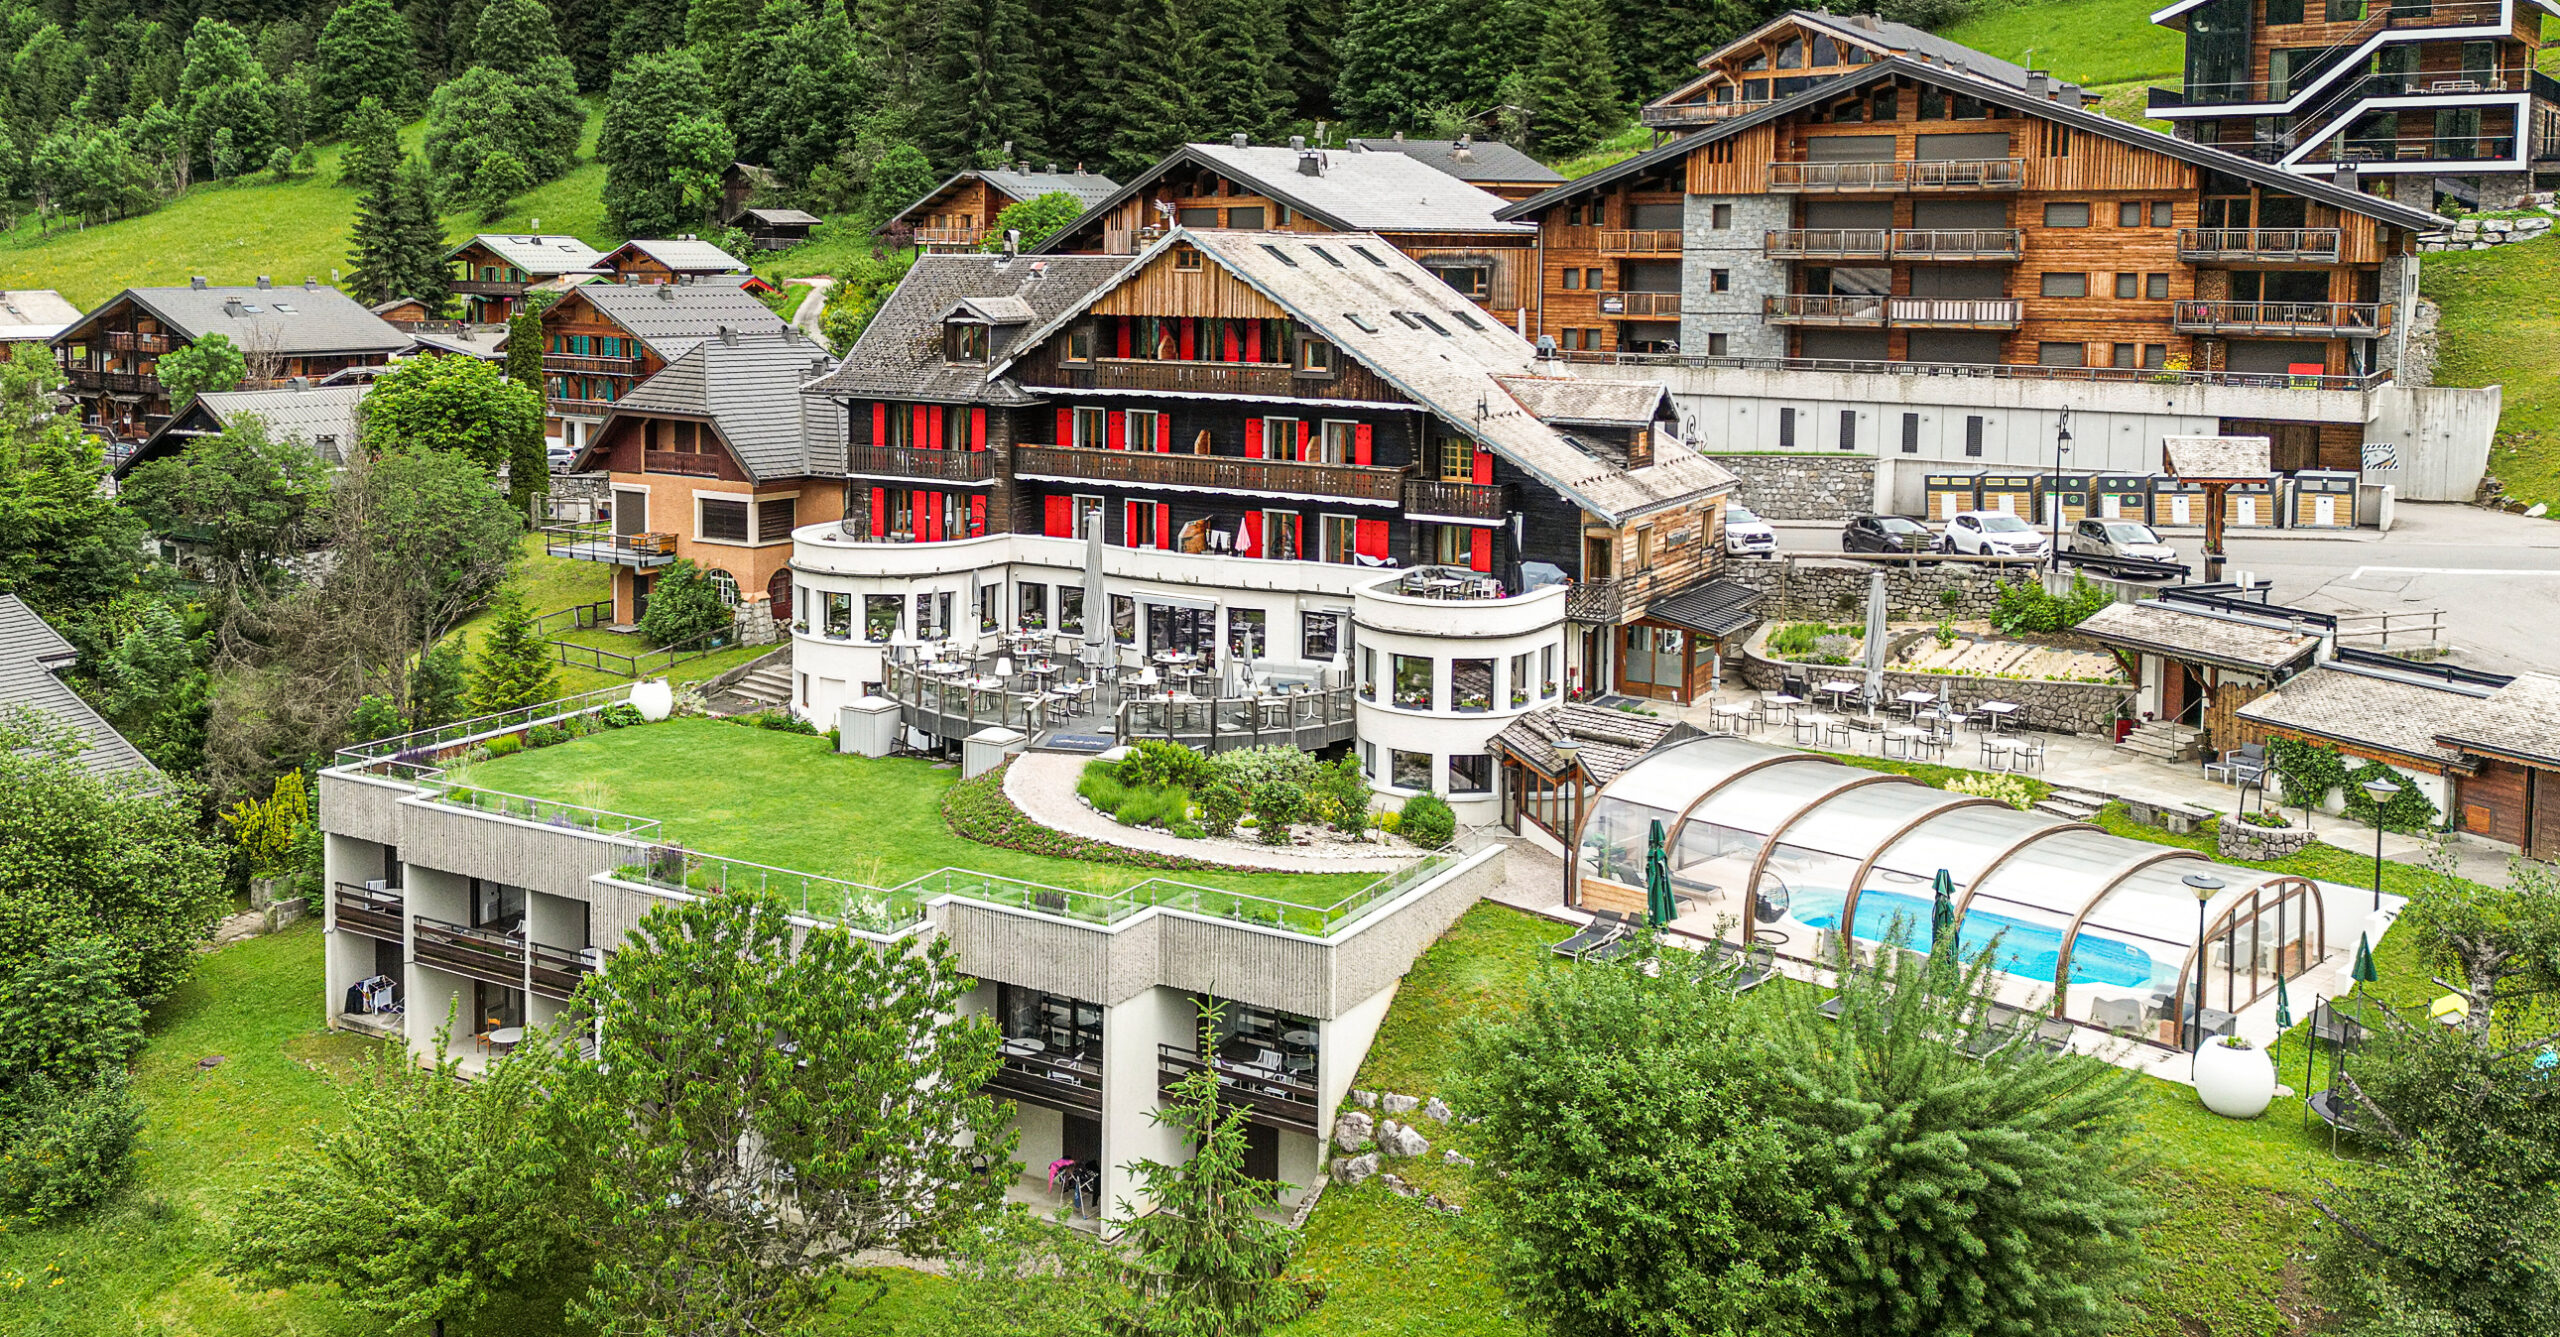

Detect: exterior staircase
[726, 663, 793, 710]
[2035, 786, 2111, 822]
[2115, 720, 2206, 764]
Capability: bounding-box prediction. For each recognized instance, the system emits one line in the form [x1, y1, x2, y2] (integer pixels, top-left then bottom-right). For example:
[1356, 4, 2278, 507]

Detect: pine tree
[1526, 0, 1620, 156]
[1280, 0, 1343, 124]
[348, 153, 447, 307]
[1197, 0, 1288, 143]
[312, 0, 422, 129]
[339, 97, 404, 193]
[1334, 0, 1462, 132]
[1098, 0, 1201, 179]
[600, 49, 731, 235]
[468, 588, 560, 714]
[768, 2, 871, 187]
[684, 0, 754, 87]
[1609, 0, 1754, 109]
[856, 0, 941, 133]
[920, 0, 1042, 172]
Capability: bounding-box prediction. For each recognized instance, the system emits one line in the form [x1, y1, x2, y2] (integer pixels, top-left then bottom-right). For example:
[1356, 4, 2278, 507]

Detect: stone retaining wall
[2218, 819, 2317, 862]
[1718, 555, 2018, 622]
[2418, 198, 2556, 253]
[1734, 629, 2133, 736]
[1705, 453, 1876, 519]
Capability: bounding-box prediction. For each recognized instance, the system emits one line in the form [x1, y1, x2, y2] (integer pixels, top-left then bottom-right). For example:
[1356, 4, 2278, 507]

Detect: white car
[1724, 502, 1778, 557]
[1942, 510, 2049, 559]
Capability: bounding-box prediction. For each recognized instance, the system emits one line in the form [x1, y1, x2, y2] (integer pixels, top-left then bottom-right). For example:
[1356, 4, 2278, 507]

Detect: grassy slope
[2419, 240, 2560, 511]
[1939, 0, 2186, 88]
[436, 534, 770, 697]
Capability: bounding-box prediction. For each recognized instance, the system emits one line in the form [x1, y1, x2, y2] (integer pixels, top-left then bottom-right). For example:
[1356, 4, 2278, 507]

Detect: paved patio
[1004, 750, 1422, 873]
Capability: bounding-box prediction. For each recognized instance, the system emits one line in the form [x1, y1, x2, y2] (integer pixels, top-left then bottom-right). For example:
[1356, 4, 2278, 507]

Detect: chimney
[289, 375, 308, 391]
[1046, 161, 1058, 173]
[717, 325, 737, 346]
[1232, 132, 1248, 148]
[1000, 140, 1013, 162]
[303, 276, 317, 290]
[1854, 12, 1880, 28]
[655, 283, 674, 301]
[2026, 70, 2049, 95]
[256, 275, 272, 289]
[1454, 132, 1475, 162]
[2333, 161, 2358, 188]
[190, 276, 207, 290]
[1393, 130, 1405, 143]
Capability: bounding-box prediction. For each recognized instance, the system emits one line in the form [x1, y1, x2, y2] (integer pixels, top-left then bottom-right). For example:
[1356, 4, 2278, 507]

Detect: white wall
[1098, 986, 1191, 1224]
[2364, 383, 2500, 502]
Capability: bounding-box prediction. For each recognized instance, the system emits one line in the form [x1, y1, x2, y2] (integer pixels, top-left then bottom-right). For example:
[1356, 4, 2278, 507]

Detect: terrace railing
[1551, 349, 2391, 393]
[332, 882, 405, 943]
[529, 941, 602, 1001]
[335, 684, 635, 769]
[1158, 1045, 1321, 1134]
[413, 915, 527, 990]
[985, 1049, 1106, 1113]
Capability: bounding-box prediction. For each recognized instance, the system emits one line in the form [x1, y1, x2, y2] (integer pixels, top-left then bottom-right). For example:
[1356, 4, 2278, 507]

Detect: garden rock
[1425, 1194, 1458, 1214]
[1332, 1152, 1379, 1185]
[1381, 1092, 1421, 1114]
[1380, 1173, 1416, 1197]
[1422, 1096, 1452, 1123]
[1379, 1120, 1432, 1159]
[1351, 1089, 1377, 1108]
[1332, 1110, 1374, 1153]
[1443, 1150, 1475, 1167]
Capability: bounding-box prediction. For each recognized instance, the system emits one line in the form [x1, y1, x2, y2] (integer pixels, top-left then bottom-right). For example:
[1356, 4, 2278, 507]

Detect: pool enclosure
[1572, 735, 2328, 1048]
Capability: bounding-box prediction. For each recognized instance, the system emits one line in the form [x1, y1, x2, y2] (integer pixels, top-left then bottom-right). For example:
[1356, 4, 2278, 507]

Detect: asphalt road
[1767, 502, 2560, 677]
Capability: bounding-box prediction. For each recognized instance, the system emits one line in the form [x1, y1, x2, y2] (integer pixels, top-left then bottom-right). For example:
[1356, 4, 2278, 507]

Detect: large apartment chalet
[798, 230, 1738, 821]
[884, 164, 1125, 251]
[444, 234, 607, 323]
[1035, 140, 1543, 331]
[538, 278, 791, 451]
[51, 279, 407, 444]
[594, 237, 756, 284]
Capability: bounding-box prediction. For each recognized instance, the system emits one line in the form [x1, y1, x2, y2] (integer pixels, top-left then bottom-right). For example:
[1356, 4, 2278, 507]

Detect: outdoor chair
[2012, 738, 2047, 772]
[1725, 943, 1779, 994]
[2229, 743, 2267, 786]
[1551, 910, 1635, 960]
[2032, 1016, 2075, 1055]
[2090, 996, 2146, 1034]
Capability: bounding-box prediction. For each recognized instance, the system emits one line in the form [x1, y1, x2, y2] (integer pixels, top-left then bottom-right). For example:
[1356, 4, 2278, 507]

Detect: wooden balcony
[451, 279, 527, 297]
[643, 449, 725, 477]
[1768, 158, 2025, 192]
[1641, 99, 1773, 128]
[543, 524, 678, 566]
[846, 443, 997, 484]
[2175, 228, 2343, 262]
[103, 331, 176, 354]
[1089, 357, 1299, 396]
[1596, 229, 1686, 254]
[1765, 228, 1889, 259]
[332, 883, 404, 945]
[2173, 300, 2389, 336]
[1891, 228, 2023, 260]
[413, 915, 525, 991]
[910, 226, 986, 250]
[985, 1049, 1105, 1114]
[65, 367, 159, 396]
[1014, 444, 1404, 502]
[546, 352, 642, 376]
[1159, 1046, 1319, 1135]
[1600, 291, 1681, 317]
[1763, 293, 1887, 326]
[1568, 573, 1653, 624]
[529, 941, 597, 1002]
[1402, 477, 1512, 521]
[1887, 297, 2022, 329]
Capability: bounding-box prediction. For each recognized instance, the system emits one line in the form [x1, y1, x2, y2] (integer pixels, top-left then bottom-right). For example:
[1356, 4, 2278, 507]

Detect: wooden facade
[52, 292, 395, 443]
[584, 413, 846, 625]
[539, 290, 669, 440]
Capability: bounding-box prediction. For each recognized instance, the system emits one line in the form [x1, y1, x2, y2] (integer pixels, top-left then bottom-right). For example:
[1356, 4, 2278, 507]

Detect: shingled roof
[0, 289, 80, 343]
[445, 234, 605, 277]
[119, 381, 370, 476]
[566, 281, 790, 360]
[2237, 665, 2484, 768]
[588, 329, 842, 482]
[805, 253, 1128, 406]
[0, 594, 156, 779]
[601, 238, 751, 274]
[1489, 703, 1701, 782]
[1034, 143, 1534, 257]
[1343, 136, 1563, 185]
[1491, 375, 1669, 426]
[2434, 672, 2560, 768]
[57, 283, 409, 358]
[2078, 600, 2322, 674]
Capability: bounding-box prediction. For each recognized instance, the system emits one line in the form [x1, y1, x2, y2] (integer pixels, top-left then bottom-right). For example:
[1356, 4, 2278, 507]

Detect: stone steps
[2035, 787, 2110, 822]
[728, 666, 793, 707]
[2116, 720, 2205, 763]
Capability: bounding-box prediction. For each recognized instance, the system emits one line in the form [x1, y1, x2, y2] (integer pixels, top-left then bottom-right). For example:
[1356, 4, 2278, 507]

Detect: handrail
[334, 684, 635, 767]
[1765, 228, 1890, 257]
[2175, 228, 2342, 258]
[1550, 349, 2391, 394]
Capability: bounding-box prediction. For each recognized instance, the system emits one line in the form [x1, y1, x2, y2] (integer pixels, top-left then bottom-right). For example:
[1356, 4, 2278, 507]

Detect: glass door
[1145, 605, 1215, 657]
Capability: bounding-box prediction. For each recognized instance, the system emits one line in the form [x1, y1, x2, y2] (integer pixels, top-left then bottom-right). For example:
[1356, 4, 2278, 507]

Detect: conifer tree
[1526, 0, 1620, 156]
[1334, 0, 1462, 132]
[347, 154, 448, 308]
[468, 588, 560, 714]
[600, 49, 732, 235]
[1280, 0, 1343, 123]
[472, 0, 561, 74]
[1609, 0, 1754, 109]
[338, 96, 404, 193]
[1098, 0, 1201, 179]
[1198, 0, 1288, 143]
[178, 18, 277, 176]
[312, 0, 421, 129]
[768, 2, 870, 186]
[856, 0, 940, 132]
[920, 0, 1042, 171]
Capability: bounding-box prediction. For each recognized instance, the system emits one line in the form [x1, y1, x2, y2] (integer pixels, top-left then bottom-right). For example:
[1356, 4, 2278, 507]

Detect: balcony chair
[478, 1015, 502, 1053]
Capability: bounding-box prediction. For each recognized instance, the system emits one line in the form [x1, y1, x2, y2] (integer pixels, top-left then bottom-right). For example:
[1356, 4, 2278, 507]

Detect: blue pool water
[1791, 886, 2156, 989]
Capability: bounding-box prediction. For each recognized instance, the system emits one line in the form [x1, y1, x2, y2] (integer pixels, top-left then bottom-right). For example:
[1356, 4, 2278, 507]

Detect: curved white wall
[1351, 578, 1568, 825]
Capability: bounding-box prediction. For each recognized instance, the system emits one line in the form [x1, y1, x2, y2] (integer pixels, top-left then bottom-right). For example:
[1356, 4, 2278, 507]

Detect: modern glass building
[1573, 735, 2333, 1048]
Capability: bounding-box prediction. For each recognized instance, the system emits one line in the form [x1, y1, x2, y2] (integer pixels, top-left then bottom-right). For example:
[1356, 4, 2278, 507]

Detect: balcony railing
[546, 353, 641, 376]
[1556, 348, 2390, 393]
[1600, 291, 1682, 317]
[984, 1047, 1105, 1113]
[529, 940, 598, 1001]
[1769, 157, 2024, 191]
[2172, 300, 2390, 336]
[2328, 134, 2519, 163]
[1087, 357, 1299, 397]
[412, 915, 526, 991]
[1892, 228, 2023, 260]
[1159, 1045, 1319, 1134]
[65, 367, 159, 396]
[1596, 229, 1686, 253]
[1641, 98, 1773, 127]
[1568, 572, 1653, 623]
[1888, 297, 2023, 328]
[451, 279, 527, 297]
[910, 226, 987, 249]
[1763, 293, 1887, 325]
[543, 523, 678, 566]
[547, 397, 615, 416]
[846, 443, 997, 483]
[1765, 228, 1889, 259]
[1402, 477, 1512, 520]
[643, 449, 725, 477]
[103, 331, 175, 354]
[332, 883, 404, 944]
[1103, 225, 1168, 255]
[2153, 2, 2505, 107]
[2176, 228, 2343, 261]
[1013, 444, 1404, 502]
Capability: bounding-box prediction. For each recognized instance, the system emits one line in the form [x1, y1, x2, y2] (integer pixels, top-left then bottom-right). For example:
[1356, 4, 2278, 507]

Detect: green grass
[434, 533, 773, 697]
[451, 715, 1371, 904]
[1549, 123, 1656, 180]
[2421, 240, 2560, 513]
[1938, 0, 2187, 88]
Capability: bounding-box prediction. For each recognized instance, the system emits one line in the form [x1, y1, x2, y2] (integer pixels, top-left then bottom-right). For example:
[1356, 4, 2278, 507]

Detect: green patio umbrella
[2351, 933, 2378, 993]
[2272, 974, 2293, 1096]
[1645, 820, 1675, 929]
[1929, 869, 1958, 953]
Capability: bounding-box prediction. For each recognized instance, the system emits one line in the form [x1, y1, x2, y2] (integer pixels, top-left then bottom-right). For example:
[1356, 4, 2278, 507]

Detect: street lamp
[2050, 410, 2074, 568]
[2182, 871, 2225, 1077]
[1554, 731, 1585, 908]
[2360, 776, 2399, 910]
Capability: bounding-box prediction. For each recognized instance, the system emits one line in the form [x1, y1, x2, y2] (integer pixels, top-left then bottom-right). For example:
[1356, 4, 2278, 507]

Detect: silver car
[2067, 518, 2177, 564]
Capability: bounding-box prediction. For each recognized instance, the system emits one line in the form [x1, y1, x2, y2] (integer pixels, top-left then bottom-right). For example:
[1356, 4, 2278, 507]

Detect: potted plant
[2193, 1033, 2275, 1119]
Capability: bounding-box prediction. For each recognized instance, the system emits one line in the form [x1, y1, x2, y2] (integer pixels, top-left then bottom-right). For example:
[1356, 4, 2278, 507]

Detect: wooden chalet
[50, 278, 407, 444]
[2433, 671, 2560, 859]
[443, 234, 606, 323]
[738, 208, 823, 250]
[0, 289, 79, 361]
[537, 278, 791, 451]
[1642, 9, 2102, 129]
[882, 165, 1123, 251]
[594, 238, 755, 285]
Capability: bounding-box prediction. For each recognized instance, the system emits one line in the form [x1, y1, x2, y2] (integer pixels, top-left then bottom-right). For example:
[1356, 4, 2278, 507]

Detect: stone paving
[1003, 750, 1422, 874]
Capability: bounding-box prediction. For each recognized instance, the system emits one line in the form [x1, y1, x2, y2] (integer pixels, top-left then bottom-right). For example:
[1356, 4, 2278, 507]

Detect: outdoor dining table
[1977, 700, 2022, 733]
[485, 1026, 524, 1053]
[1896, 690, 1937, 718]
[1792, 712, 1830, 746]
[1981, 736, 2017, 771]
[1711, 700, 1758, 734]
[1817, 679, 1861, 711]
[1884, 726, 1932, 759]
[1764, 692, 1805, 723]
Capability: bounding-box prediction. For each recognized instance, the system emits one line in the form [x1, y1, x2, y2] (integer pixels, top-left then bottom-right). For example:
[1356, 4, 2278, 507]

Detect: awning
[1640, 579, 1764, 639]
[1139, 590, 1216, 612]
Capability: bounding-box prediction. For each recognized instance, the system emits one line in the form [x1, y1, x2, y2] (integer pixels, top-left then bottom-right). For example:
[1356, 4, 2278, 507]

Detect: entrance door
[1242, 1121, 1281, 1185]
[2167, 661, 2207, 727]
[1618, 625, 1688, 702]
[1062, 1112, 1101, 1166]
[633, 572, 654, 622]
[766, 568, 793, 623]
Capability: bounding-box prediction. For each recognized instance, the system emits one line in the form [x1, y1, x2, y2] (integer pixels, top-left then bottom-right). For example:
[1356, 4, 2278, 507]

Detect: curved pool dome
[1572, 735, 2329, 1048]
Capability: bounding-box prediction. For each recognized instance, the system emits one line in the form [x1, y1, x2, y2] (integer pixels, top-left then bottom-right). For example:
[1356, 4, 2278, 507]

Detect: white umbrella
[1861, 570, 1888, 717]
[1081, 513, 1109, 671]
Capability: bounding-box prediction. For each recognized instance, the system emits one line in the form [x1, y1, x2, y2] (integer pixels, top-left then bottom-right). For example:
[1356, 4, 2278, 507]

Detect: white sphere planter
[629, 679, 675, 722]
[2193, 1038, 2276, 1119]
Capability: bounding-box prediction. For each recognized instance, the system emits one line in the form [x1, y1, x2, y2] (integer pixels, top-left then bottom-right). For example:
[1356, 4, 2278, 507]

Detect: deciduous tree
[312, 0, 421, 129]
[121, 415, 330, 593]
[177, 18, 276, 178]
[156, 332, 246, 410]
[0, 359, 147, 623]
[360, 353, 544, 477]
[599, 49, 731, 235]
[980, 191, 1087, 252]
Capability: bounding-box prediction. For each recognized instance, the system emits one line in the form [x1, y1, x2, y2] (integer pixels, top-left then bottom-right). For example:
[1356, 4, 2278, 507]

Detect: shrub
[733, 710, 818, 736]
[0, 1071, 145, 1220]
[1943, 772, 2039, 811]
[1398, 791, 1457, 849]
[1990, 575, 2113, 636]
[1115, 785, 1189, 830]
[1209, 744, 1320, 795]
[1121, 739, 1211, 792]
[824, 728, 841, 750]
[1200, 784, 1245, 837]
[1250, 781, 1301, 845]
[596, 703, 647, 729]
[942, 765, 1231, 870]
[1311, 758, 1372, 834]
[637, 558, 734, 648]
[483, 735, 525, 758]
[524, 723, 570, 748]
[2236, 808, 2291, 829]
[2344, 760, 2440, 833]
[1076, 763, 1130, 814]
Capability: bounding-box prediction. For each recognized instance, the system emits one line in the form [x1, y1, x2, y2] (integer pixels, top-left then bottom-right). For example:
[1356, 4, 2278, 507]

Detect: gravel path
[1003, 751, 1425, 874]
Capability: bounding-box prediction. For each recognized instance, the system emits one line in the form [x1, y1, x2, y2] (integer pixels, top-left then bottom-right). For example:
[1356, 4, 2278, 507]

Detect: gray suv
[2066, 518, 2177, 565]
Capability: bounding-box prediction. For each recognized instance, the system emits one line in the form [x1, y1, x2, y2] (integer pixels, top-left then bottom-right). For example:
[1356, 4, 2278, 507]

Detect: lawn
[436, 533, 773, 697]
[450, 715, 1374, 905]
[2420, 239, 2560, 513]
[1938, 0, 2187, 88]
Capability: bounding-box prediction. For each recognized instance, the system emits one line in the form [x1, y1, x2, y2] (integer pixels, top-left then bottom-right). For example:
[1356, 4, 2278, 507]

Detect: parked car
[1841, 514, 1937, 557]
[2066, 518, 2178, 566]
[547, 443, 579, 473]
[1724, 502, 1778, 557]
[1941, 510, 2050, 559]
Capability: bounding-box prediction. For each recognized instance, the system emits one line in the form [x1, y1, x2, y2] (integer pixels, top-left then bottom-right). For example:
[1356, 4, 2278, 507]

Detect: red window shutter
[969, 494, 987, 535]
[1354, 423, 1374, 466]
[870, 488, 886, 537]
[1222, 321, 1239, 362]
[1297, 420, 1311, 460]
[1115, 318, 1132, 358]
[970, 407, 987, 451]
[872, 402, 887, 446]
[1294, 513, 1305, 559]
[1055, 406, 1072, 445]
[1157, 415, 1174, 453]
[1156, 504, 1172, 550]
[927, 405, 944, 448]
[1245, 321, 1261, 362]
[1241, 510, 1261, 557]
[922, 492, 940, 542]
[1472, 450, 1493, 484]
[1357, 518, 1389, 560]
[1179, 317, 1196, 360]
[1470, 528, 1492, 572]
[1244, 418, 1263, 458]
[1044, 495, 1072, 537]
[911, 405, 930, 449]
[1108, 411, 1126, 450]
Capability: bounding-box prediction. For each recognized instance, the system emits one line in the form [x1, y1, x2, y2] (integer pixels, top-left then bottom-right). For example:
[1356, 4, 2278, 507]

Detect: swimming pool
[1790, 886, 2157, 990]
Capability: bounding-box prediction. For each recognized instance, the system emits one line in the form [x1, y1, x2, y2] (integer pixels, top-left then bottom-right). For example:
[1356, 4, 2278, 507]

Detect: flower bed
[941, 762, 1234, 871]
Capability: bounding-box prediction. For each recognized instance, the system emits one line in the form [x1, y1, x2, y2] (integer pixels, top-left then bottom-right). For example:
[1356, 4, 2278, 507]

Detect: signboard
[1599, 295, 1626, 315]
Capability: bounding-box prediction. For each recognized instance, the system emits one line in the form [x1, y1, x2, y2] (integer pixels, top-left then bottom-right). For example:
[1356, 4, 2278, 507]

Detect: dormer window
[1296, 338, 1336, 375]
[947, 320, 989, 362]
[1174, 245, 1203, 270]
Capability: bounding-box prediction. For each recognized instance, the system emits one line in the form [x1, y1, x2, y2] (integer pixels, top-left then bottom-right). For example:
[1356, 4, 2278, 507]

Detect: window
[2144, 343, 2167, 369]
[2115, 272, 2140, 300]
[2036, 342, 2087, 367]
[757, 496, 796, 542]
[825, 590, 853, 637]
[1066, 325, 1094, 362]
[1448, 307, 1484, 331]
[1226, 206, 1265, 229]
[700, 497, 750, 542]
[978, 583, 998, 632]
[1839, 409, 1857, 450]
[1173, 247, 1203, 270]
[1584, 268, 1603, 289]
[1448, 753, 1492, 794]
[916, 590, 951, 639]
[1711, 203, 1733, 229]
[1779, 406, 1796, 448]
[1360, 647, 1376, 700]
[2113, 342, 2139, 368]
[2118, 201, 2144, 227]
[1111, 594, 1135, 644]
[1510, 652, 1531, 708]
[1707, 332, 1730, 356]
[1125, 502, 1159, 547]
[1344, 311, 1378, 332]
[1428, 264, 1490, 297]
[2268, 0, 2304, 21]
[1319, 513, 1356, 564]
[1264, 510, 1300, 560]
[2147, 273, 2169, 300]
[1560, 329, 1582, 350]
[1227, 607, 1265, 658]
[1257, 243, 1300, 268]
[1073, 493, 1105, 537]
[1361, 740, 1375, 777]
[1901, 412, 1920, 453]
[1560, 269, 1582, 290]
[1391, 749, 1434, 791]
[2041, 124, 2073, 157]
[1350, 244, 1388, 267]
[1319, 419, 1358, 463]
[1303, 611, 1341, 659]
[863, 594, 902, 641]
[1777, 37, 1804, 68]
[1964, 415, 1985, 457]
[1018, 581, 1048, 630]
[2043, 202, 2091, 227]
[2040, 272, 2088, 298]
[1409, 311, 1450, 336]
[1709, 269, 1731, 293]
[1308, 245, 1344, 268]
[1541, 645, 1558, 697]
[947, 321, 988, 361]
[2152, 201, 2174, 227]
[1126, 409, 1164, 453]
[1392, 655, 1433, 709]
[1452, 659, 1493, 713]
[1297, 338, 1336, 373]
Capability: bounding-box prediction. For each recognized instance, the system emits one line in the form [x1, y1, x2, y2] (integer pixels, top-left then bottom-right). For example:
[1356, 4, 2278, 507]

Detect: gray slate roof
[2079, 601, 2321, 673]
[2237, 665, 2480, 767]
[402, 326, 509, 359]
[1344, 137, 1564, 185]
[743, 208, 823, 226]
[0, 289, 80, 342]
[1492, 375, 1668, 426]
[807, 253, 1130, 405]
[604, 238, 751, 274]
[569, 282, 791, 360]
[61, 284, 409, 357]
[2433, 672, 2560, 767]
[2163, 434, 2277, 481]
[1645, 579, 1766, 638]
[119, 381, 371, 475]
[1035, 144, 1533, 255]
[977, 168, 1124, 210]
[597, 329, 843, 482]
[0, 594, 156, 780]
[1488, 702, 1700, 783]
[446, 234, 605, 277]
[1791, 10, 2038, 90]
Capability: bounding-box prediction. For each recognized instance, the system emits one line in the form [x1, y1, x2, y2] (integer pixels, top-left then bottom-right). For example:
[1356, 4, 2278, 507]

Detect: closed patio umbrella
[1081, 513, 1108, 672]
[1861, 570, 1888, 716]
[2272, 973, 2294, 1096]
[1930, 868, 1958, 954]
[1645, 820, 1675, 928]
[2350, 932, 2377, 996]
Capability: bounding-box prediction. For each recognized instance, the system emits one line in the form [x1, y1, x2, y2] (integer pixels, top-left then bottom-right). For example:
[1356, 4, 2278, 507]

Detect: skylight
[1389, 311, 1422, 329]
[1447, 308, 1483, 330]
[1350, 244, 1388, 267]
[1307, 245, 1345, 268]
[1410, 311, 1451, 336]
[1345, 312, 1379, 332]
[1258, 244, 1300, 268]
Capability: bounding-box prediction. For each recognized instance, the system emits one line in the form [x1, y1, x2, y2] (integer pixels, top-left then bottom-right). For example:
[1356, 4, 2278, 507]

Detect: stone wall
[1717, 554, 2017, 622]
[1705, 453, 1877, 520]
[2218, 818, 2316, 862]
[1733, 627, 2133, 736]
[2418, 199, 2556, 252]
